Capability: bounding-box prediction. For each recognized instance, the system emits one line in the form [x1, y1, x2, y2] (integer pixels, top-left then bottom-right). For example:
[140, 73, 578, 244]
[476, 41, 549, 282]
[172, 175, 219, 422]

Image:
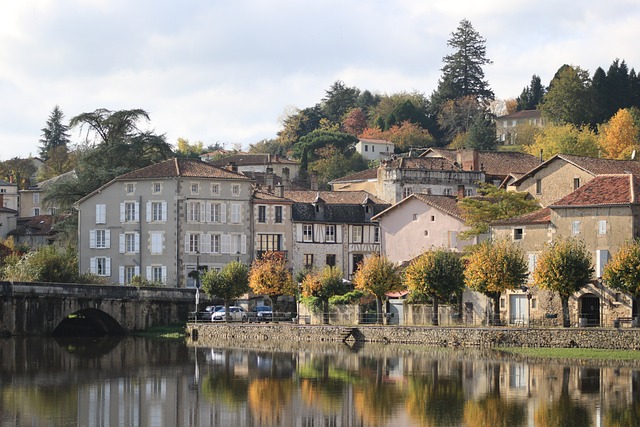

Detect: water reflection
[1, 336, 640, 426]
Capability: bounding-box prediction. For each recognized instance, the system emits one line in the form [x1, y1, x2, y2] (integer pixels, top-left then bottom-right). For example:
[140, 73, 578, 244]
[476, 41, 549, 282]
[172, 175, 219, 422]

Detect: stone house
[0, 179, 18, 211]
[494, 109, 545, 144]
[509, 153, 640, 207]
[491, 174, 640, 327]
[205, 153, 301, 180]
[251, 187, 294, 269]
[18, 170, 76, 217]
[285, 190, 389, 280]
[0, 206, 18, 240]
[354, 138, 394, 162]
[76, 158, 254, 287]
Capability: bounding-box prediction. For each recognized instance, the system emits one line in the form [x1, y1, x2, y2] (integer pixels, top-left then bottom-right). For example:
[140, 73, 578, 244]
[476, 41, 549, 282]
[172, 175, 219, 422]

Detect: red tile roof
[207, 154, 298, 167]
[330, 168, 377, 183]
[491, 207, 551, 226]
[418, 148, 540, 176]
[117, 158, 251, 180]
[550, 174, 640, 207]
[372, 194, 464, 221]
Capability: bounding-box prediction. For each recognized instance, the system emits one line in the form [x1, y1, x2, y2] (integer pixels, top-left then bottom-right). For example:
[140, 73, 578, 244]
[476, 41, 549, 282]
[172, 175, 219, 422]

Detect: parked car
[249, 305, 273, 322]
[211, 306, 248, 322]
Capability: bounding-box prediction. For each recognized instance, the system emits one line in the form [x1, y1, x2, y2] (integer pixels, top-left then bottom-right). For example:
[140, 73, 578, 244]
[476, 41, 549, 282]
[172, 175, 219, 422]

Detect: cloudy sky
[1, 0, 640, 160]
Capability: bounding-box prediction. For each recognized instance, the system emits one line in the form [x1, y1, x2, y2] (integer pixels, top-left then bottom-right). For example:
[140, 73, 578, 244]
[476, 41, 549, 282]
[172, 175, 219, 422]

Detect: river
[0, 336, 638, 426]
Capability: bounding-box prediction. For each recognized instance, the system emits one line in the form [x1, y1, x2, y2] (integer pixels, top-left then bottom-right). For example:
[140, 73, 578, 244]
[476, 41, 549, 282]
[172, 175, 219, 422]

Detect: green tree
[293, 130, 358, 163]
[248, 252, 296, 312]
[540, 65, 593, 126]
[602, 239, 640, 311]
[175, 138, 204, 158]
[431, 19, 494, 108]
[2, 245, 79, 283]
[277, 105, 323, 146]
[308, 145, 367, 190]
[37, 146, 77, 181]
[437, 95, 486, 141]
[458, 183, 540, 239]
[352, 253, 403, 324]
[516, 75, 545, 111]
[533, 237, 594, 327]
[201, 261, 249, 321]
[523, 123, 599, 159]
[0, 157, 37, 189]
[301, 265, 347, 324]
[465, 112, 497, 150]
[321, 80, 360, 124]
[464, 239, 529, 325]
[404, 249, 465, 325]
[39, 105, 71, 161]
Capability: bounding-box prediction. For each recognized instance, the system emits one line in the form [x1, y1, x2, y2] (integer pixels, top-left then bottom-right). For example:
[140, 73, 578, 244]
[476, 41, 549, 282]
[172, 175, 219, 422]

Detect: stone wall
[186, 323, 640, 350]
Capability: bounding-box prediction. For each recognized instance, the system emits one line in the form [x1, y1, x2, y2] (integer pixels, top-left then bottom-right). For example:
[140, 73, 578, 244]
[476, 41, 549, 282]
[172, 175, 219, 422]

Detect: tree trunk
[492, 296, 501, 326]
[431, 297, 439, 326]
[376, 297, 383, 325]
[561, 297, 571, 327]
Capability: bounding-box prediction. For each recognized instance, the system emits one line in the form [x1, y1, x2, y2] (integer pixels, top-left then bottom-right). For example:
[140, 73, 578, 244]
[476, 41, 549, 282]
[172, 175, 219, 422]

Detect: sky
[2, 0, 640, 160]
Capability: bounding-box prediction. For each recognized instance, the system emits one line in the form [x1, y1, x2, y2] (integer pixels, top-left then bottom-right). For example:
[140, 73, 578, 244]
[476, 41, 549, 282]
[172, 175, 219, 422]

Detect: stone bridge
[0, 281, 196, 336]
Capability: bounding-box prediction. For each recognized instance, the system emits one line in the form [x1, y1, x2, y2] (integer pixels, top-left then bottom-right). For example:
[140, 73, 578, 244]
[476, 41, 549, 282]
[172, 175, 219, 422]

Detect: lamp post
[195, 251, 201, 321]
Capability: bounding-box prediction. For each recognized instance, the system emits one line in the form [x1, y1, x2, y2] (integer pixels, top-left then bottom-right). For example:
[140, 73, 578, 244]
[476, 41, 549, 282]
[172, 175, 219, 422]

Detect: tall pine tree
[39, 105, 70, 160]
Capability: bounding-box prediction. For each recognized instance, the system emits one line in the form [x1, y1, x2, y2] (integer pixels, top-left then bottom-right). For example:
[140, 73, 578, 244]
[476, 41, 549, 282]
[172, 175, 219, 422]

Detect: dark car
[249, 305, 273, 322]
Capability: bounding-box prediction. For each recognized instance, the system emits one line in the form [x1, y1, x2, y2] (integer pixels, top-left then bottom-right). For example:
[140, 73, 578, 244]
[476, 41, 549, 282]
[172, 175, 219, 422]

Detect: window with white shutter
[96, 204, 106, 224]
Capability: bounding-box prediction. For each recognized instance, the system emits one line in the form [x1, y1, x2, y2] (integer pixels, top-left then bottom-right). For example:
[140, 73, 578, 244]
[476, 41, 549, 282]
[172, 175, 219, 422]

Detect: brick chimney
[282, 167, 291, 191]
[456, 149, 479, 171]
[275, 184, 284, 198]
[265, 167, 274, 192]
[310, 172, 318, 191]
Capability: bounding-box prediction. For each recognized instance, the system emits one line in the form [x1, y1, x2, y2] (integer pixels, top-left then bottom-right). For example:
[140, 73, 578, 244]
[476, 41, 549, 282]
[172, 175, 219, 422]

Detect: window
[443, 188, 453, 196]
[598, 220, 607, 235]
[187, 201, 201, 222]
[258, 205, 266, 223]
[257, 234, 282, 251]
[372, 145, 375, 152]
[325, 225, 336, 242]
[209, 203, 223, 223]
[96, 204, 106, 224]
[374, 227, 380, 243]
[303, 224, 313, 242]
[364, 145, 369, 152]
[123, 233, 139, 253]
[33, 193, 39, 204]
[187, 233, 200, 253]
[230, 234, 246, 255]
[536, 179, 542, 195]
[150, 231, 163, 255]
[211, 234, 221, 253]
[465, 188, 474, 197]
[124, 266, 137, 284]
[151, 202, 165, 222]
[326, 254, 336, 267]
[352, 226, 363, 243]
[304, 254, 314, 269]
[91, 257, 110, 276]
[231, 203, 241, 223]
[232, 184, 241, 196]
[275, 206, 283, 223]
[403, 187, 413, 198]
[152, 182, 162, 194]
[211, 183, 220, 195]
[122, 202, 138, 223]
[430, 215, 435, 222]
[48, 207, 56, 215]
[352, 254, 364, 275]
[149, 266, 166, 283]
[572, 220, 581, 236]
[596, 249, 609, 277]
[412, 214, 418, 221]
[573, 178, 581, 190]
[514, 228, 523, 240]
[33, 208, 40, 216]
[125, 183, 135, 195]
[191, 183, 199, 194]
[95, 229, 107, 248]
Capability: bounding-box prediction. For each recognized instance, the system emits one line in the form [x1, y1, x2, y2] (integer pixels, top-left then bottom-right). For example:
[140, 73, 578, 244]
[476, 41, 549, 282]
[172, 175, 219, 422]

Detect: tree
[321, 80, 360, 124]
[248, 252, 296, 312]
[39, 105, 71, 160]
[301, 266, 347, 324]
[465, 112, 497, 150]
[175, 138, 204, 158]
[404, 249, 465, 325]
[464, 239, 529, 325]
[293, 130, 358, 163]
[308, 145, 367, 190]
[341, 108, 369, 136]
[516, 75, 545, 111]
[352, 253, 403, 324]
[540, 65, 593, 126]
[458, 183, 540, 239]
[37, 146, 77, 181]
[523, 123, 599, 160]
[598, 108, 640, 159]
[201, 261, 249, 321]
[360, 120, 435, 152]
[277, 105, 323, 146]
[533, 237, 594, 327]
[0, 158, 37, 190]
[431, 19, 494, 108]
[603, 239, 640, 313]
[437, 95, 486, 141]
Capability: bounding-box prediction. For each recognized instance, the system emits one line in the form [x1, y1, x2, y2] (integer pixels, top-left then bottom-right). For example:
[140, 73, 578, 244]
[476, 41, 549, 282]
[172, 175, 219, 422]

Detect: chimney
[282, 167, 291, 191]
[540, 149, 544, 163]
[310, 172, 318, 191]
[265, 167, 274, 192]
[456, 149, 479, 171]
[275, 184, 284, 198]
[225, 162, 237, 172]
[457, 184, 465, 199]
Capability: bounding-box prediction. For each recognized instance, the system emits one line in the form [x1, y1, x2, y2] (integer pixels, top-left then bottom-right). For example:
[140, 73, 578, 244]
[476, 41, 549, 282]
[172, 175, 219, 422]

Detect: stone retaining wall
[186, 323, 640, 350]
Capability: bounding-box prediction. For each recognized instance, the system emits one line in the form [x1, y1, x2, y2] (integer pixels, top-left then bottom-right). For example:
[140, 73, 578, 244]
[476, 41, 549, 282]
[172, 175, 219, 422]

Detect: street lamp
[195, 251, 201, 320]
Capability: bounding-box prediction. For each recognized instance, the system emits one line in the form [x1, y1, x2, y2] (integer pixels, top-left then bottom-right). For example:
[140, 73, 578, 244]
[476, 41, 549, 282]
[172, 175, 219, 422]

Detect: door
[509, 294, 528, 325]
[580, 294, 600, 326]
[465, 302, 474, 325]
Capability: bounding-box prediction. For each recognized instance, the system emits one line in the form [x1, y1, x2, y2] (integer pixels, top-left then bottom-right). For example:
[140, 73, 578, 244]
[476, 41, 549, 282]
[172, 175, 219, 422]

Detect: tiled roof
[117, 158, 251, 180]
[207, 154, 299, 167]
[491, 207, 551, 226]
[495, 109, 542, 120]
[359, 138, 393, 144]
[550, 174, 640, 207]
[372, 194, 464, 221]
[284, 190, 386, 205]
[418, 148, 540, 177]
[8, 215, 54, 236]
[384, 157, 458, 170]
[252, 191, 292, 203]
[330, 168, 377, 183]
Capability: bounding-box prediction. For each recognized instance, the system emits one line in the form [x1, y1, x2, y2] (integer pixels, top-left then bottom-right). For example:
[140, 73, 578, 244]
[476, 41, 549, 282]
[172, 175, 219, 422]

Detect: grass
[496, 347, 640, 361]
[133, 323, 187, 340]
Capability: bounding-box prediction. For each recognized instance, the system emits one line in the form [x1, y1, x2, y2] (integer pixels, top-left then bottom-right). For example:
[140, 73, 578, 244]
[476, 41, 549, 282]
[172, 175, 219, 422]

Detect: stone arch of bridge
[53, 307, 125, 336]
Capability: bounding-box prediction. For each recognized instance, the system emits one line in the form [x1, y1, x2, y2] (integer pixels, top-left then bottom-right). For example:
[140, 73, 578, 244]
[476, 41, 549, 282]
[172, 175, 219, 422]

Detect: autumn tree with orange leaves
[248, 252, 296, 311]
[598, 108, 640, 159]
[359, 120, 434, 152]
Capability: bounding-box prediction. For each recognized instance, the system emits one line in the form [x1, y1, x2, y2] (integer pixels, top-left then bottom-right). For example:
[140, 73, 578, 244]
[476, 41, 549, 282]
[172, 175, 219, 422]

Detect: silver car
[211, 306, 248, 322]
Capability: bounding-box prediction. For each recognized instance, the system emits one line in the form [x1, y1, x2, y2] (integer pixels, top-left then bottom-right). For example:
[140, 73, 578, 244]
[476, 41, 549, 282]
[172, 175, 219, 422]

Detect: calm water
[1, 336, 639, 427]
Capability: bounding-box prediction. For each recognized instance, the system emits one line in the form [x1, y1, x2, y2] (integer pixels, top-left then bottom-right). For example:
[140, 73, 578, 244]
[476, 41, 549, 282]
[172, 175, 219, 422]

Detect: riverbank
[186, 322, 640, 350]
